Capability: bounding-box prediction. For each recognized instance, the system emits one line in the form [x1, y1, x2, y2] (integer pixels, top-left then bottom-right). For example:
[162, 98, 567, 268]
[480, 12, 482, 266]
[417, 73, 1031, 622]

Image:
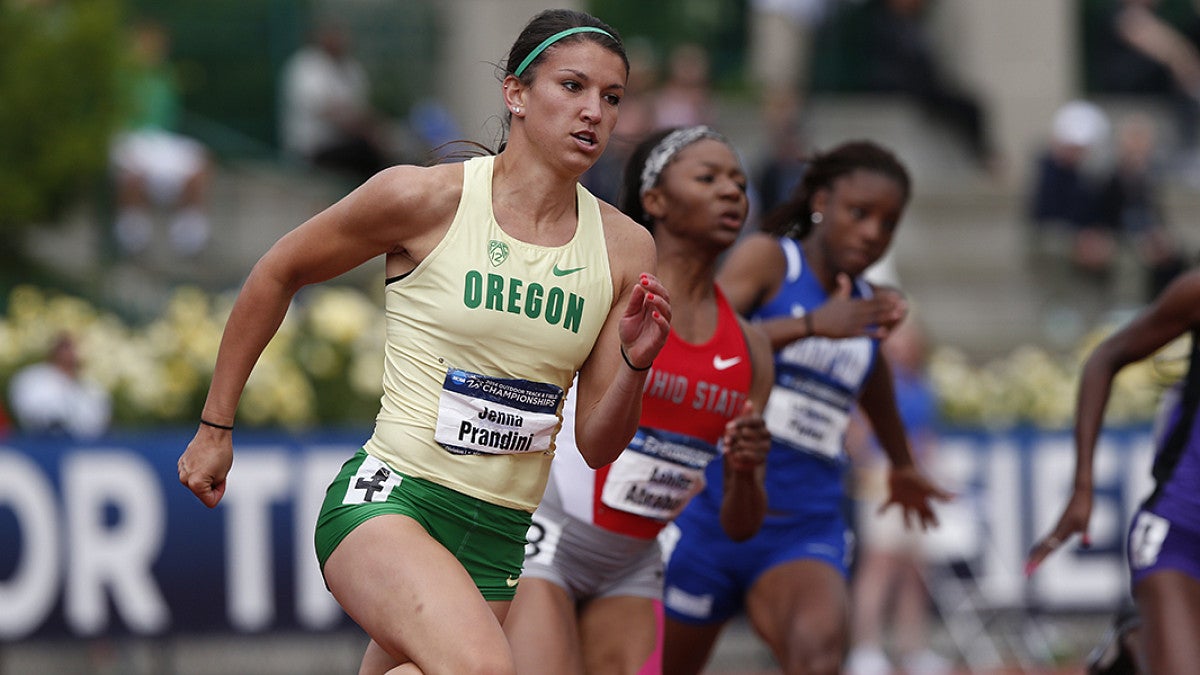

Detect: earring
[512, 106, 522, 115]
[811, 212, 823, 224]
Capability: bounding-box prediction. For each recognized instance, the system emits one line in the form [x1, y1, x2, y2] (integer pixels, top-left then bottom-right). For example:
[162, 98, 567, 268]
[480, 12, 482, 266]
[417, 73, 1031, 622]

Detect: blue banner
[0, 429, 368, 640]
[0, 425, 1157, 640]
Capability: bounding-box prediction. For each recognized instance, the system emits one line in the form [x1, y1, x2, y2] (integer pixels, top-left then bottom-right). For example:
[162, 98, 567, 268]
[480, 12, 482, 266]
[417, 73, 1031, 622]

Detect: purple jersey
[1142, 331, 1200, 534]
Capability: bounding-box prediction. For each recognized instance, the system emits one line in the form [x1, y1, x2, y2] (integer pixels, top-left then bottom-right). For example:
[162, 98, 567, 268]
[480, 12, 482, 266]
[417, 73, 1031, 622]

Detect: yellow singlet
[363, 155, 614, 511]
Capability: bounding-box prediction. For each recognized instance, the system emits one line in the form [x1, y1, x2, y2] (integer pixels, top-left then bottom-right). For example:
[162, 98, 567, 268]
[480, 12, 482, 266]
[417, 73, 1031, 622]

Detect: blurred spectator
[8, 332, 111, 439]
[1087, 0, 1200, 168]
[280, 19, 393, 182]
[1092, 113, 1188, 301]
[1029, 100, 1111, 262]
[653, 42, 717, 129]
[1031, 103, 1188, 307]
[861, 0, 999, 172]
[406, 97, 463, 160]
[1027, 100, 1115, 339]
[745, 0, 829, 222]
[747, 0, 831, 95]
[845, 315, 952, 675]
[752, 86, 810, 219]
[110, 19, 214, 257]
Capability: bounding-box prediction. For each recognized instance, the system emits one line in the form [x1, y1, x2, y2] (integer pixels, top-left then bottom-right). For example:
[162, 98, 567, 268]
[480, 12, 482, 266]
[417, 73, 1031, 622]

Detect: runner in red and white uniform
[505, 126, 774, 675]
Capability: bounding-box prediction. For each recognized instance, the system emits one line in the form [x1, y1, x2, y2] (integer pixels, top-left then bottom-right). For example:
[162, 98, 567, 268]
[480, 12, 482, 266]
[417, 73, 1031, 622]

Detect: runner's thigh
[324, 514, 514, 675]
[506, 577, 583, 675]
[580, 595, 658, 675]
[745, 559, 849, 670]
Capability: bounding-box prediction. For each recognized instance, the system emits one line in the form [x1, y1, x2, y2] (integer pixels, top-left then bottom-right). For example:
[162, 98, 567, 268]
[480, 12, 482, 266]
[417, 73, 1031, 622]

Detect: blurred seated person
[110, 19, 213, 257]
[1029, 100, 1113, 279]
[845, 315, 951, 675]
[1028, 100, 1115, 338]
[8, 333, 112, 440]
[406, 98, 464, 160]
[862, 0, 999, 172]
[653, 42, 717, 129]
[747, 0, 832, 95]
[280, 19, 393, 182]
[1093, 113, 1188, 301]
[753, 86, 810, 218]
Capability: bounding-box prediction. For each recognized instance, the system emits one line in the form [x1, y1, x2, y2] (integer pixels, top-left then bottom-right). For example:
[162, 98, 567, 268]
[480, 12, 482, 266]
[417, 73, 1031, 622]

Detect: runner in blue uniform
[660, 140, 951, 675]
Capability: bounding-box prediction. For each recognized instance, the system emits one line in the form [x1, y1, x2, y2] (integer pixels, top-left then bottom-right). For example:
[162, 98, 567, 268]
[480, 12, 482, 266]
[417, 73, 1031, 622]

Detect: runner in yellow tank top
[176, 9, 672, 675]
[364, 153, 614, 512]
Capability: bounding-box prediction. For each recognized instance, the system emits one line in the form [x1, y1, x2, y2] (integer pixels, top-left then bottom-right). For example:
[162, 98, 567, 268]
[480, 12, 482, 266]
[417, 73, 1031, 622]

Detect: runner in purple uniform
[1029, 268, 1200, 675]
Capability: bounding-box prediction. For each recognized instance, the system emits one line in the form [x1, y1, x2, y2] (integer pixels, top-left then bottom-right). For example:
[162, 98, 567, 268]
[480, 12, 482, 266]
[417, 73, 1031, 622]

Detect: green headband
[513, 26, 616, 77]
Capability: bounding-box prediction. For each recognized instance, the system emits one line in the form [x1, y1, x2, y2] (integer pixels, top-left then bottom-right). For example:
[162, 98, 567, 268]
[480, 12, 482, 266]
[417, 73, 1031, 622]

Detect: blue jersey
[684, 237, 881, 526]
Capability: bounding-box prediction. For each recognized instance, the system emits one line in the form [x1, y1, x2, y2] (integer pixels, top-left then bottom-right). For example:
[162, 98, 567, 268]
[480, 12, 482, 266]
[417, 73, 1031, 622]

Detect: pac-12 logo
[489, 240, 510, 267]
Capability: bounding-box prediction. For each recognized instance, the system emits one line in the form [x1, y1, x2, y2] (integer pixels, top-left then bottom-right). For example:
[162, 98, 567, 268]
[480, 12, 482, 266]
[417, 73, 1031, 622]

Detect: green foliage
[0, 284, 384, 430]
[0, 283, 1178, 431]
[0, 0, 126, 231]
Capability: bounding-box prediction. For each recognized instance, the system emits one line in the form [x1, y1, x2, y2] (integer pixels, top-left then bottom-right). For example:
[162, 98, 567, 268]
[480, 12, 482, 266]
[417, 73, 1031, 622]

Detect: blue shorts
[661, 511, 852, 625]
[1128, 509, 1200, 587]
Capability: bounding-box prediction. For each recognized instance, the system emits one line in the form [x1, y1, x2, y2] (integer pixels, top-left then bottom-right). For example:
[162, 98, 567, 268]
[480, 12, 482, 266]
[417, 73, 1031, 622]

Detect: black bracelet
[200, 418, 234, 431]
[803, 312, 815, 338]
[620, 345, 652, 372]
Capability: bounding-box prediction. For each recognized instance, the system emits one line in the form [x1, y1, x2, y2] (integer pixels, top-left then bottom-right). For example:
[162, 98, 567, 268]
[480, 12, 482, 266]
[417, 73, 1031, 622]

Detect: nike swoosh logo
[553, 264, 587, 276]
[713, 355, 742, 371]
[505, 576, 520, 587]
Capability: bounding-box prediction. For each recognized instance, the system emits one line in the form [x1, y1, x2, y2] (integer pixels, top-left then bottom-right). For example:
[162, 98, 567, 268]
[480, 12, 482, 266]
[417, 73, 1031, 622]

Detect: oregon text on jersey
[462, 270, 586, 333]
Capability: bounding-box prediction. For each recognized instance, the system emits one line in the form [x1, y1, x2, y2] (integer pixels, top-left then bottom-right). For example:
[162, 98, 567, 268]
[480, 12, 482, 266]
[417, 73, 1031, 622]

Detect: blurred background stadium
[2, 0, 1199, 672]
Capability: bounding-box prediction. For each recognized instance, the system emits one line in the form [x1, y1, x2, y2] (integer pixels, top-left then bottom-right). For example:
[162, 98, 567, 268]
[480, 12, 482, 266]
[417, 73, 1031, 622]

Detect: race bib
[524, 512, 563, 565]
[601, 427, 718, 521]
[434, 368, 564, 455]
[762, 383, 848, 460]
[1129, 511, 1171, 569]
[342, 454, 403, 505]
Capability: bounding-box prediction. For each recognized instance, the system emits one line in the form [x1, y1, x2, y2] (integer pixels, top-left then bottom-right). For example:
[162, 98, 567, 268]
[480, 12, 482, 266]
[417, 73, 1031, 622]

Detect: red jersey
[550, 287, 753, 539]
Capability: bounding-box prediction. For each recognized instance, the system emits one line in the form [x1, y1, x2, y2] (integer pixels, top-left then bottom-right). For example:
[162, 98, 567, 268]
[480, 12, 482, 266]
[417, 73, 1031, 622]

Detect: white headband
[638, 126, 727, 196]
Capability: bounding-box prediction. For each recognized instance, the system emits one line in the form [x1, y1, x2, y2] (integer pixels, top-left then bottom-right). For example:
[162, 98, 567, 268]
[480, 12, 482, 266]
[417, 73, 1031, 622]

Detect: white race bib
[600, 427, 718, 521]
[524, 511, 563, 565]
[434, 368, 563, 455]
[1129, 511, 1171, 569]
[762, 384, 848, 460]
[342, 454, 403, 505]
